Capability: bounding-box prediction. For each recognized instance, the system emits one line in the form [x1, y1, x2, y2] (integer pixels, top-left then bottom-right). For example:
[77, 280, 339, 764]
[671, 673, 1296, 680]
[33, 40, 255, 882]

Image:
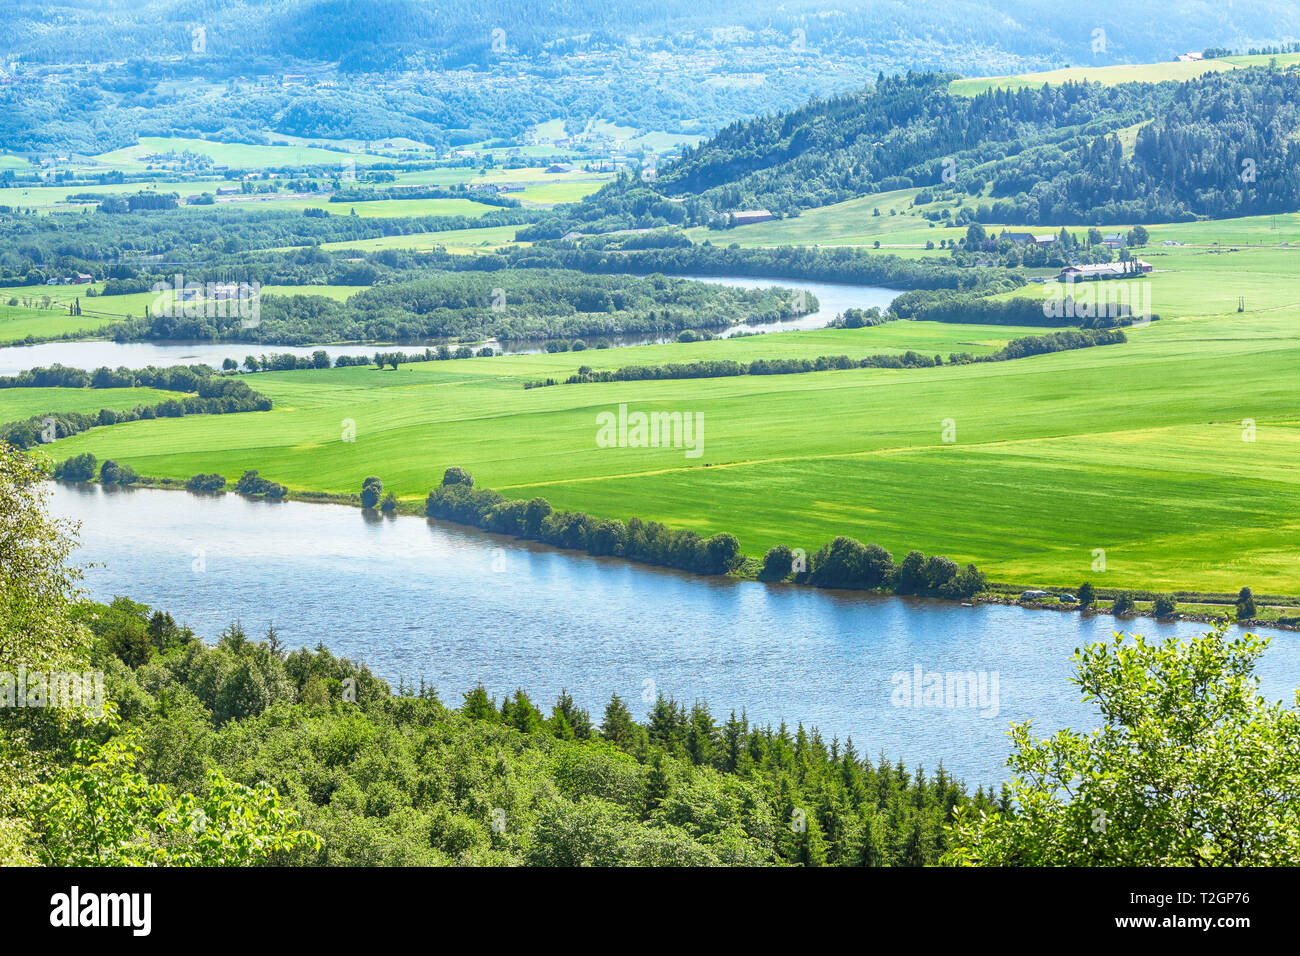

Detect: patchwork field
[30, 306, 1300, 594]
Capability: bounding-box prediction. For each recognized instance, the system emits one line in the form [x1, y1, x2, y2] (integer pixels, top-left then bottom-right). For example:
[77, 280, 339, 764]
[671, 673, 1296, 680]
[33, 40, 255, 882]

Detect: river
[49, 482, 1300, 788]
[0, 276, 901, 374]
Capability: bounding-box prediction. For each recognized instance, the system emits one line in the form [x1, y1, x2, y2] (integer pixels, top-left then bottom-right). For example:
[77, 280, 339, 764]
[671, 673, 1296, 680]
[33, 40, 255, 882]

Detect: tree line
[2, 373, 271, 450]
[526, 328, 1127, 389]
[104, 269, 806, 345]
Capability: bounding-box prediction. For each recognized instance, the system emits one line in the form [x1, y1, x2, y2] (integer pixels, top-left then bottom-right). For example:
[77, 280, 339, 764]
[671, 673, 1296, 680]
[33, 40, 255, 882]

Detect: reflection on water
[50, 482, 1300, 786]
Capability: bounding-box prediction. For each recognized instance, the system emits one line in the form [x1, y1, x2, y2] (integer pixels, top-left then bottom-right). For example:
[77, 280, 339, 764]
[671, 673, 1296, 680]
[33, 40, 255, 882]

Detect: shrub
[1236, 587, 1257, 620]
[1111, 591, 1136, 615]
[186, 473, 227, 492]
[809, 537, 894, 590]
[1154, 594, 1177, 619]
[361, 476, 383, 509]
[53, 453, 97, 482]
[894, 550, 925, 593]
[235, 470, 287, 499]
[442, 466, 474, 488]
[760, 545, 795, 581]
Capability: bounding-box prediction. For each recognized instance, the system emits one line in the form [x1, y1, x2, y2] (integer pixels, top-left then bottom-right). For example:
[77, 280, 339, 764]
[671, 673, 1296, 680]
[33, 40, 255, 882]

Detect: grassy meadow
[91, 136, 389, 172]
[949, 52, 1300, 96]
[0, 386, 186, 419]
[28, 301, 1300, 595]
[0, 302, 119, 343]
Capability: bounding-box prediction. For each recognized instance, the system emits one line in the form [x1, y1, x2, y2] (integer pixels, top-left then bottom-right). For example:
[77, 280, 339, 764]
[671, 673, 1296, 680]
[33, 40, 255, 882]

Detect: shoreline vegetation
[0, 366, 273, 449]
[522, 328, 1127, 389]
[44, 467, 1300, 633]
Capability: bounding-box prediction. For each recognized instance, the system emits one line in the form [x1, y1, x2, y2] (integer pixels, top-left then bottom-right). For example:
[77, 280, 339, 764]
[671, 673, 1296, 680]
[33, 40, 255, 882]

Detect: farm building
[1000, 231, 1035, 243]
[730, 209, 775, 226]
[1057, 260, 1152, 281]
[545, 163, 577, 173]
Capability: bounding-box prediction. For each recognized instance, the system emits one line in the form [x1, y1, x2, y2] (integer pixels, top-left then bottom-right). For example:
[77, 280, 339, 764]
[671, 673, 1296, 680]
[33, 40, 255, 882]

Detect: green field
[684, 187, 971, 250]
[949, 52, 1300, 96]
[300, 224, 527, 254]
[0, 301, 118, 343]
[92, 136, 388, 172]
[0, 386, 186, 420]
[0, 180, 228, 213]
[220, 194, 496, 219]
[32, 300, 1300, 594]
[998, 245, 1300, 317]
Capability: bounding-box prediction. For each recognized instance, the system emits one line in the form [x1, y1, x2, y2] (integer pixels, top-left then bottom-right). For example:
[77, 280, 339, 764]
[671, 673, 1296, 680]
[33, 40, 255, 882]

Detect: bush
[1111, 591, 1136, 615]
[809, 536, 894, 590]
[760, 545, 795, 581]
[442, 466, 474, 488]
[235, 470, 287, 499]
[380, 491, 397, 513]
[361, 476, 383, 509]
[1154, 593, 1177, 619]
[1077, 581, 1096, 608]
[98, 459, 139, 486]
[893, 550, 925, 593]
[186, 473, 227, 492]
[1236, 587, 1257, 620]
[53, 453, 97, 482]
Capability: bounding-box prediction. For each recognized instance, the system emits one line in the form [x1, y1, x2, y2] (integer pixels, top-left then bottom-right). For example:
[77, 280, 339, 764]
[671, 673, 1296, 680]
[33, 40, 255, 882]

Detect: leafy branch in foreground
[31, 722, 321, 866]
[944, 625, 1300, 865]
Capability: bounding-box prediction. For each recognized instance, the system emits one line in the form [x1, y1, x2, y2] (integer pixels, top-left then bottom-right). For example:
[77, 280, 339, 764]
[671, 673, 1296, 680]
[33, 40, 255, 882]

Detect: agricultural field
[300, 224, 527, 254]
[0, 386, 186, 419]
[998, 245, 1300, 317]
[949, 52, 1300, 95]
[0, 301, 118, 343]
[0, 179, 226, 213]
[218, 194, 497, 219]
[36, 299, 1300, 595]
[91, 136, 388, 172]
[390, 167, 610, 190]
[684, 187, 998, 251]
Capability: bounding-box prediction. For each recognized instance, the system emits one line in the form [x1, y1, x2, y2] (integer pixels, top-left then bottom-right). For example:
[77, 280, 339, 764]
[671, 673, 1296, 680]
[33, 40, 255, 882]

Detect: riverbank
[70, 474, 1300, 634]
[47, 479, 1300, 789]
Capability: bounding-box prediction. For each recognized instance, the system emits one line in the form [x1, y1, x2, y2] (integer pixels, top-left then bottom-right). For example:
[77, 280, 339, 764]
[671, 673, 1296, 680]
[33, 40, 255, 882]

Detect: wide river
[50, 483, 1300, 787]
[0, 276, 899, 374]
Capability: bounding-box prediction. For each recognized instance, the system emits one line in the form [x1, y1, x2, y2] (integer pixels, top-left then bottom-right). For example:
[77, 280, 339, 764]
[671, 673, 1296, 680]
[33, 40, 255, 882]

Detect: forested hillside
[549, 67, 1300, 231]
[7, 0, 1300, 154]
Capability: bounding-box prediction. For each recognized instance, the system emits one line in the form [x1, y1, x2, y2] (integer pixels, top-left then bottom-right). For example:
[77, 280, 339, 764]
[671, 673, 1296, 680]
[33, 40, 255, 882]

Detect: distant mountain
[7, 0, 1300, 71]
[6, 1, 1300, 158]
